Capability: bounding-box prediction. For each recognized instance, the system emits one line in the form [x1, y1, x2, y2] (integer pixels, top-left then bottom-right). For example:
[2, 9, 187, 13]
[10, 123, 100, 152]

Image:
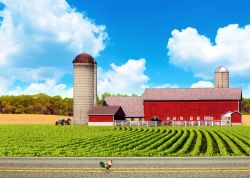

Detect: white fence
[114, 120, 160, 127]
[114, 120, 231, 127]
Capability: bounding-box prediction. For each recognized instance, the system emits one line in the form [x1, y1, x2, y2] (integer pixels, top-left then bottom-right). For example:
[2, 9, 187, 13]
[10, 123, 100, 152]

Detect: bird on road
[99, 160, 112, 170]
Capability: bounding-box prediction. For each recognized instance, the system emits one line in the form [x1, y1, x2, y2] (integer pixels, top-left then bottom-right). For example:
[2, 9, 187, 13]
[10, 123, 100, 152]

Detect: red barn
[88, 106, 125, 126]
[143, 88, 242, 126]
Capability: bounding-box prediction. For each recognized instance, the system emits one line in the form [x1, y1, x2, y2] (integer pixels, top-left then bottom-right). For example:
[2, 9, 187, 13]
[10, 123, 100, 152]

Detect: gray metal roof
[104, 96, 144, 117]
[144, 88, 242, 101]
[88, 106, 123, 115]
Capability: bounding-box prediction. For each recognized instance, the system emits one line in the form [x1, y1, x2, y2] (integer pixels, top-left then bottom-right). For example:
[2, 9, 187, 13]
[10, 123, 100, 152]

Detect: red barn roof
[104, 96, 144, 117]
[88, 106, 125, 116]
[144, 88, 242, 101]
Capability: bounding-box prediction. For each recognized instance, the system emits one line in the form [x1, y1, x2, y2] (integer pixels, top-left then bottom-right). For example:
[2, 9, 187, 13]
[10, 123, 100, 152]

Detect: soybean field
[0, 125, 250, 157]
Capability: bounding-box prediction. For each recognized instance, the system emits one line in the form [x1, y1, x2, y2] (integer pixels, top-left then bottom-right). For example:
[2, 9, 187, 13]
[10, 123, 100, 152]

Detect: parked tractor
[55, 118, 71, 125]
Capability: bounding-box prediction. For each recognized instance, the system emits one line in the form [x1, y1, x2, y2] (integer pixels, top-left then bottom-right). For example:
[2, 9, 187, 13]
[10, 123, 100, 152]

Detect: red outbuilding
[104, 96, 144, 121]
[88, 106, 125, 126]
[221, 111, 242, 125]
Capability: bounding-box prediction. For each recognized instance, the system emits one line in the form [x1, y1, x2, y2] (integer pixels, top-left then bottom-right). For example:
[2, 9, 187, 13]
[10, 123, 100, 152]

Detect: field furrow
[218, 130, 249, 156]
[163, 129, 189, 155]
[190, 129, 202, 156]
[143, 129, 176, 151]
[209, 130, 228, 156]
[176, 129, 195, 155]
[134, 129, 172, 150]
[214, 130, 242, 155]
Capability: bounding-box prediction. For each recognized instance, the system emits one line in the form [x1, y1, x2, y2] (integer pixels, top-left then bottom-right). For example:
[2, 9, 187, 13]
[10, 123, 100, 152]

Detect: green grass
[0, 125, 250, 157]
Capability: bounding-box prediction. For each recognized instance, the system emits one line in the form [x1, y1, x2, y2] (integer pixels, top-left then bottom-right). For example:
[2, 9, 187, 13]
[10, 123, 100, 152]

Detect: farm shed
[88, 106, 125, 126]
[104, 96, 144, 121]
[221, 111, 242, 126]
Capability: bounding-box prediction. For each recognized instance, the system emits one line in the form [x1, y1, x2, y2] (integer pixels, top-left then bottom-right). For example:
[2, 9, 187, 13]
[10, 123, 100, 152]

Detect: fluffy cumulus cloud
[98, 59, 149, 95]
[0, 0, 107, 64]
[167, 24, 250, 79]
[191, 81, 214, 88]
[6, 67, 64, 83]
[0, 0, 108, 97]
[0, 67, 73, 97]
[7, 80, 73, 98]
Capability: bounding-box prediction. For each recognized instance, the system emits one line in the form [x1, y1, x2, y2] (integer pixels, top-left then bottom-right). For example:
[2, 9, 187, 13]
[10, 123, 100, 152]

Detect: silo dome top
[215, 66, 229, 72]
[72, 53, 96, 64]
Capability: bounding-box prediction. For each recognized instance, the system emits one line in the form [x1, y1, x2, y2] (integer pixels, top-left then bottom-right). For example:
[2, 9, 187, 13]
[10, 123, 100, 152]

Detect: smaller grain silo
[214, 66, 229, 88]
[73, 53, 97, 125]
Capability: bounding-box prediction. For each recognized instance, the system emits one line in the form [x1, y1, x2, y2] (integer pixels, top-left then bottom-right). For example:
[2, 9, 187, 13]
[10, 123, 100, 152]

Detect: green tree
[99, 92, 111, 105]
[1, 98, 14, 114]
[15, 105, 25, 114]
[242, 98, 250, 114]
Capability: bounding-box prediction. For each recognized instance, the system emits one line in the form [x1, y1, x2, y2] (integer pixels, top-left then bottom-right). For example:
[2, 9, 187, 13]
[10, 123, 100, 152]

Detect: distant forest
[0, 94, 73, 116]
[0, 93, 249, 116]
[241, 98, 250, 114]
[0, 92, 130, 116]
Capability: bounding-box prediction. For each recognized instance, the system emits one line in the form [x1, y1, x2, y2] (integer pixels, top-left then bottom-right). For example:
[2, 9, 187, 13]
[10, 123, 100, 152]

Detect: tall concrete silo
[214, 66, 229, 88]
[73, 53, 97, 125]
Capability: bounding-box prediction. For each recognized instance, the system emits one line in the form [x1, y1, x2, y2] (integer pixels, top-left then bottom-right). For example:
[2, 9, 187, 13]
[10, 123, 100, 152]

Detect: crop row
[0, 125, 250, 156]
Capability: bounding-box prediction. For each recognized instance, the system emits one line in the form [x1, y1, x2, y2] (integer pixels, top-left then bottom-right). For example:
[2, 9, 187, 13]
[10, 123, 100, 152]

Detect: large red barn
[143, 88, 242, 125]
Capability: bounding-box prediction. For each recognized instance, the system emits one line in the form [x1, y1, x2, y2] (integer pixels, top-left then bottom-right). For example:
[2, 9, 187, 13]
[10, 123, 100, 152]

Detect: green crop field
[0, 125, 250, 157]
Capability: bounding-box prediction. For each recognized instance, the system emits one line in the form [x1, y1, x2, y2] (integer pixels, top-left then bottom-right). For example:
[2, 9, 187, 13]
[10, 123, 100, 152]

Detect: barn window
[173, 117, 176, 120]
[190, 116, 193, 120]
[204, 116, 213, 120]
[180, 116, 183, 120]
[197, 116, 200, 120]
[166, 116, 170, 120]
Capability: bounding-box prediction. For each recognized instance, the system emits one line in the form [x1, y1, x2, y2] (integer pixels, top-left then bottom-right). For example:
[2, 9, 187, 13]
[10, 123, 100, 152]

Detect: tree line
[0, 93, 249, 116]
[96, 92, 137, 106]
[241, 98, 250, 114]
[0, 92, 131, 116]
[0, 94, 73, 116]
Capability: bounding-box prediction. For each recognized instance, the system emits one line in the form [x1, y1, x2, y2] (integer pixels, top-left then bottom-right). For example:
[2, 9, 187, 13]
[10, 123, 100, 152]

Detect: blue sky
[0, 0, 250, 97]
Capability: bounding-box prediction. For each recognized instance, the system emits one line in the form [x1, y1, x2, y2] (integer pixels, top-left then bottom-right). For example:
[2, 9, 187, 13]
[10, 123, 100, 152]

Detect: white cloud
[167, 24, 250, 79]
[0, 66, 69, 97]
[191, 81, 214, 88]
[7, 79, 73, 98]
[16, 67, 64, 83]
[98, 58, 149, 95]
[0, 8, 20, 65]
[0, 0, 107, 64]
[0, 0, 108, 97]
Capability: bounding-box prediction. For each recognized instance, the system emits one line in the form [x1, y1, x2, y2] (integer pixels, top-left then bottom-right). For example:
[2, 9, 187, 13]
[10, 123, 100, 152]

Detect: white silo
[73, 53, 97, 125]
[214, 66, 229, 88]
